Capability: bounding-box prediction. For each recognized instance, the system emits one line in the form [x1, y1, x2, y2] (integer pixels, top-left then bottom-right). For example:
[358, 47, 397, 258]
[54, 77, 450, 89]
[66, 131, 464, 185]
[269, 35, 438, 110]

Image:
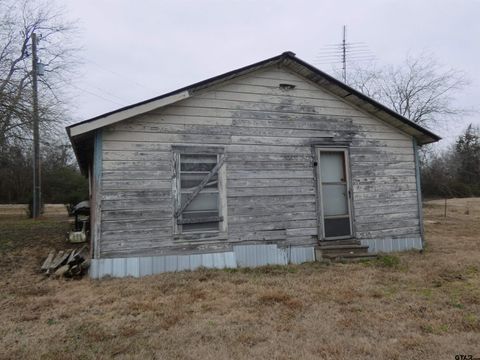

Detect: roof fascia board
[69, 90, 190, 137]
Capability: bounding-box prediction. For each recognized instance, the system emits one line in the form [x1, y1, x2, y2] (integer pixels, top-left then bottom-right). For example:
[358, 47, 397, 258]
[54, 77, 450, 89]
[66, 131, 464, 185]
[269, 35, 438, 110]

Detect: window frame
[172, 146, 227, 239]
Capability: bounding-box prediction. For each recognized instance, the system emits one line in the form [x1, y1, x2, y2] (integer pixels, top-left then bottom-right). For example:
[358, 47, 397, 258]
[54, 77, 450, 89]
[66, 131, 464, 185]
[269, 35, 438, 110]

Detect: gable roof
[67, 51, 440, 172]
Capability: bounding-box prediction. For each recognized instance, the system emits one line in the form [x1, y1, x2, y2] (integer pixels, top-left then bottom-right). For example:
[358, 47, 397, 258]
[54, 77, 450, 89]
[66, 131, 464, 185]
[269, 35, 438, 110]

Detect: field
[0, 199, 479, 359]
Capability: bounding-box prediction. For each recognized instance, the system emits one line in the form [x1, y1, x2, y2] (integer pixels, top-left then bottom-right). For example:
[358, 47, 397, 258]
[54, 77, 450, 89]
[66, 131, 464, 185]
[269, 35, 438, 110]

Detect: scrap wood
[54, 265, 70, 277]
[41, 250, 56, 271]
[66, 248, 77, 264]
[67, 245, 87, 265]
[80, 259, 90, 271]
[41, 246, 90, 278]
[49, 250, 64, 269]
[49, 250, 71, 271]
[74, 244, 87, 259]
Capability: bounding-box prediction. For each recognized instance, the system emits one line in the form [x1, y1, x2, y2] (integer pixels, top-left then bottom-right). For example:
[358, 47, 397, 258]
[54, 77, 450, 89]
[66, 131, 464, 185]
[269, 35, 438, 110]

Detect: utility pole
[31, 33, 41, 219]
[342, 25, 347, 83]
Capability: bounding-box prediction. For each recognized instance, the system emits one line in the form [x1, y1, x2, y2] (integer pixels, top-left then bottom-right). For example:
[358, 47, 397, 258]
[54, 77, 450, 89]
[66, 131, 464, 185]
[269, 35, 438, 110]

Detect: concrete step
[315, 245, 369, 261]
[322, 251, 370, 258]
[322, 253, 379, 262]
[318, 239, 361, 247]
[317, 244, 369, 252]
[315, 240, 376, 262]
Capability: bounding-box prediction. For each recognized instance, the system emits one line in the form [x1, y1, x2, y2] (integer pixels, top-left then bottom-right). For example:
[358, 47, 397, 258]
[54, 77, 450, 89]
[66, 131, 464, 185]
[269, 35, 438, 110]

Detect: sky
[62, 0, 479, 146]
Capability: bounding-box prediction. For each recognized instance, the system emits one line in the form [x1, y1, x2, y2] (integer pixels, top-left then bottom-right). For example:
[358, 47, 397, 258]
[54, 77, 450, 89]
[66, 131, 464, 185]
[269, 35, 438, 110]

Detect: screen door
[317, 149, 352, 239]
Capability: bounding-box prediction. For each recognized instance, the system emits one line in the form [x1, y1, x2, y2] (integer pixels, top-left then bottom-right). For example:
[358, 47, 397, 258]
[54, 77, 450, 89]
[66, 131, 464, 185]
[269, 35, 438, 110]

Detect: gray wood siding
[99, 66, 419, 258]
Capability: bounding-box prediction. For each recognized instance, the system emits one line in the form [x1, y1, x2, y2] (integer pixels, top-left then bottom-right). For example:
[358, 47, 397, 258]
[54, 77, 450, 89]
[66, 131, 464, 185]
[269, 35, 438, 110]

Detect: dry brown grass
[0, 204, 68, 218]
[0, 199, 479, 359]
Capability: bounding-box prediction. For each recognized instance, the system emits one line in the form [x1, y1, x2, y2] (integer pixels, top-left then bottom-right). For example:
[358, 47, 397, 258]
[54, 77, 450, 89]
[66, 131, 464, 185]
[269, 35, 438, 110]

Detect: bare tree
[345, 53, 469, 129]
[0, 0, 77, 149]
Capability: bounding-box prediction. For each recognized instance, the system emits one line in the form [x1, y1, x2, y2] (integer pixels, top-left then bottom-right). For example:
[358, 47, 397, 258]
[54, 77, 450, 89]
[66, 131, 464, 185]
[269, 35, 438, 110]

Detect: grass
[0, 199, 480, 359]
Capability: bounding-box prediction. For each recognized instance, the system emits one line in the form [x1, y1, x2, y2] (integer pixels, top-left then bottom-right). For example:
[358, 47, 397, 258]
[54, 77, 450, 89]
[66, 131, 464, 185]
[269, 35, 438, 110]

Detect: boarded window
[174, 151, 226, 234]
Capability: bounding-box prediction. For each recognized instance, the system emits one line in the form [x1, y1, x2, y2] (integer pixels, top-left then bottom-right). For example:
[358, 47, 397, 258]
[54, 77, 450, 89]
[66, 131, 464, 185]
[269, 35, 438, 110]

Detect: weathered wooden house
[67, 52, 440, 278]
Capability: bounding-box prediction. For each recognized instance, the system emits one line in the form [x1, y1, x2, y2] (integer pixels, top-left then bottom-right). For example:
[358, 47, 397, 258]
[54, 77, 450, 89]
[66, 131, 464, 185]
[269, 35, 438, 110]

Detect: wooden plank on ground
[66, 249, 76, 265]
[71, 245, 88, 264]
[41, 250, 56, 271]
[49, 250, 70, 271]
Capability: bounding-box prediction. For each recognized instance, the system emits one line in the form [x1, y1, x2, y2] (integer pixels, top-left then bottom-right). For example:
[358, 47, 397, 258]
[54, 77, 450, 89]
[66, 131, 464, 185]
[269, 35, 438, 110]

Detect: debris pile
[41, 245, 90, 278]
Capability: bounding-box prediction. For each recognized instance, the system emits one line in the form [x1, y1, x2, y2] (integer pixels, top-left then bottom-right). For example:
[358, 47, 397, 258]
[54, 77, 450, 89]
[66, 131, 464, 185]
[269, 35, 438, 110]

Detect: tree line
[0, 0, 87, 209]
[0, 141, 88, 205]
[422, 124, 480, 198]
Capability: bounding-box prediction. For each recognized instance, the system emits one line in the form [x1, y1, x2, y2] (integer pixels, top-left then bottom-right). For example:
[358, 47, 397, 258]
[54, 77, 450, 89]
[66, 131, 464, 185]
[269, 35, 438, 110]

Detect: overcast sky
[63, 0, 479, 145]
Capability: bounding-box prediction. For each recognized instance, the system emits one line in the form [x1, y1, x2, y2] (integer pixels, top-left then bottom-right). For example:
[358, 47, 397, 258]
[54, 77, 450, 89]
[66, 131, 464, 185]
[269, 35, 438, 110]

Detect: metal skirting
[232, 244, 315, 267]
[288, 246, 316, 264]
[90, 252, 237, 279]
[89, 238, 420, 279]
[233, 244, 287, 267]
[360, 237, 423, 253]
[90, 244, 315, 279]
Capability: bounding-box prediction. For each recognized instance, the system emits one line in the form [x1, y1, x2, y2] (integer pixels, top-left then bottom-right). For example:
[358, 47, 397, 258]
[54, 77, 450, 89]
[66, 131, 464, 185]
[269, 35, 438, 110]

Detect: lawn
[0, 199, 479, 359]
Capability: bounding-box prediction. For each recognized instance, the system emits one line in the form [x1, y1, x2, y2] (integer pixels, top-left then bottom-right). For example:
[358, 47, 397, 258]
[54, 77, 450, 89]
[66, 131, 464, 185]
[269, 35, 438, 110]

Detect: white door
[317, 148, 353, 239]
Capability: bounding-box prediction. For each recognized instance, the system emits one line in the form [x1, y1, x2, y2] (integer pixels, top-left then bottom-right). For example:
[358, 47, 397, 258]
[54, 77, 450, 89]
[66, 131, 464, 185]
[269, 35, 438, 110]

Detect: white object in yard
[68, 221, 87, 243]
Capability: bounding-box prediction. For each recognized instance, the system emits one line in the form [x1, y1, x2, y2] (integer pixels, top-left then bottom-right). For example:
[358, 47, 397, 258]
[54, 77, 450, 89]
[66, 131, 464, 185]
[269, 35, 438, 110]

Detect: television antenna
[315, 25, 375, 84]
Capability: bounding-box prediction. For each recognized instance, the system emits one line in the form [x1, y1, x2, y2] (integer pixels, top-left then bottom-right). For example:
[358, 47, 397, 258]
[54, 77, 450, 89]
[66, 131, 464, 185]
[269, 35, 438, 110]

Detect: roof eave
[67, 127, 92, 176]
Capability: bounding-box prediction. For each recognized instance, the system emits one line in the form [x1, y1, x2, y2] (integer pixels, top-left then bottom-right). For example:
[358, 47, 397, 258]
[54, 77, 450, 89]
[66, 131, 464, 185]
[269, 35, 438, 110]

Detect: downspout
[413, 138, 425, 250]
[93, 130, 103, 260]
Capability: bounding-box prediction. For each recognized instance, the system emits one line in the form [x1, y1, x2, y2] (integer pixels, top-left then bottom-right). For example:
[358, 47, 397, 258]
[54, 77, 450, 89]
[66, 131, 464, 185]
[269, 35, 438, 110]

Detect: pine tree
[455, 124, 480, 194]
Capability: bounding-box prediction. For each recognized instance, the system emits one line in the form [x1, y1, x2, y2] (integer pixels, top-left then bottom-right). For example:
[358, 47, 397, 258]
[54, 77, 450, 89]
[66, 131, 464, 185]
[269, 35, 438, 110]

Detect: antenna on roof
[314, 25, 376, 84]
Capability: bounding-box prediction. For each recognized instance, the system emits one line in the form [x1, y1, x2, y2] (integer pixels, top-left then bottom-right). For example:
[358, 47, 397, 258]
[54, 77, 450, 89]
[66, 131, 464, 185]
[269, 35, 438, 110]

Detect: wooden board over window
[172, 146, 227, 238]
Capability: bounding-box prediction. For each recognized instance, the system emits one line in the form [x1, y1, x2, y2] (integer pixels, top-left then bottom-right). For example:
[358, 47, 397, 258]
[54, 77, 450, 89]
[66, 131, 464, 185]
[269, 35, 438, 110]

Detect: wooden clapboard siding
[98, 64, 420, 258]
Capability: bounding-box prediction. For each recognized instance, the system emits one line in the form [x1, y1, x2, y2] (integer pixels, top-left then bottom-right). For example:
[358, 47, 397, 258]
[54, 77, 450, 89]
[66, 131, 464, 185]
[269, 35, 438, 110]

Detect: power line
[82, 82, 130, 103]
[66, 58, 160, 107]
[84, 58, 157, 92]
[65, 80, 124, 106]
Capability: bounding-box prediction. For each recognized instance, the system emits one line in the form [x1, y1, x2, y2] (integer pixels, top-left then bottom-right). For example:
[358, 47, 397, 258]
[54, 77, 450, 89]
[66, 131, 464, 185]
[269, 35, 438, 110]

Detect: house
[67, 52, 440, 278]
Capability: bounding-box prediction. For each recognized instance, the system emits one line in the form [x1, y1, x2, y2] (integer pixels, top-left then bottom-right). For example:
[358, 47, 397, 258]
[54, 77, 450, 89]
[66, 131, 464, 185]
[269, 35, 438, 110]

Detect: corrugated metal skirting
[90, 244, 315, 279]
[90, 238, 422, 279]
[90, 252, 237, 279]
[360, 237, 422, 253]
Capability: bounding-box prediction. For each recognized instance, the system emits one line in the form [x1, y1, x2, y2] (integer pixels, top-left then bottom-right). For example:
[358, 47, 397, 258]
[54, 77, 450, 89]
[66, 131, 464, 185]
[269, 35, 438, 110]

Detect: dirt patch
[0, 198, 479, 359]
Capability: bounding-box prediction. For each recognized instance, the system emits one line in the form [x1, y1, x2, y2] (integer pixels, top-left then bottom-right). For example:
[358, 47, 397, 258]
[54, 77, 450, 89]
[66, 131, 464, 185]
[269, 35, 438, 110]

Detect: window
[173, 147, 226, 235]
